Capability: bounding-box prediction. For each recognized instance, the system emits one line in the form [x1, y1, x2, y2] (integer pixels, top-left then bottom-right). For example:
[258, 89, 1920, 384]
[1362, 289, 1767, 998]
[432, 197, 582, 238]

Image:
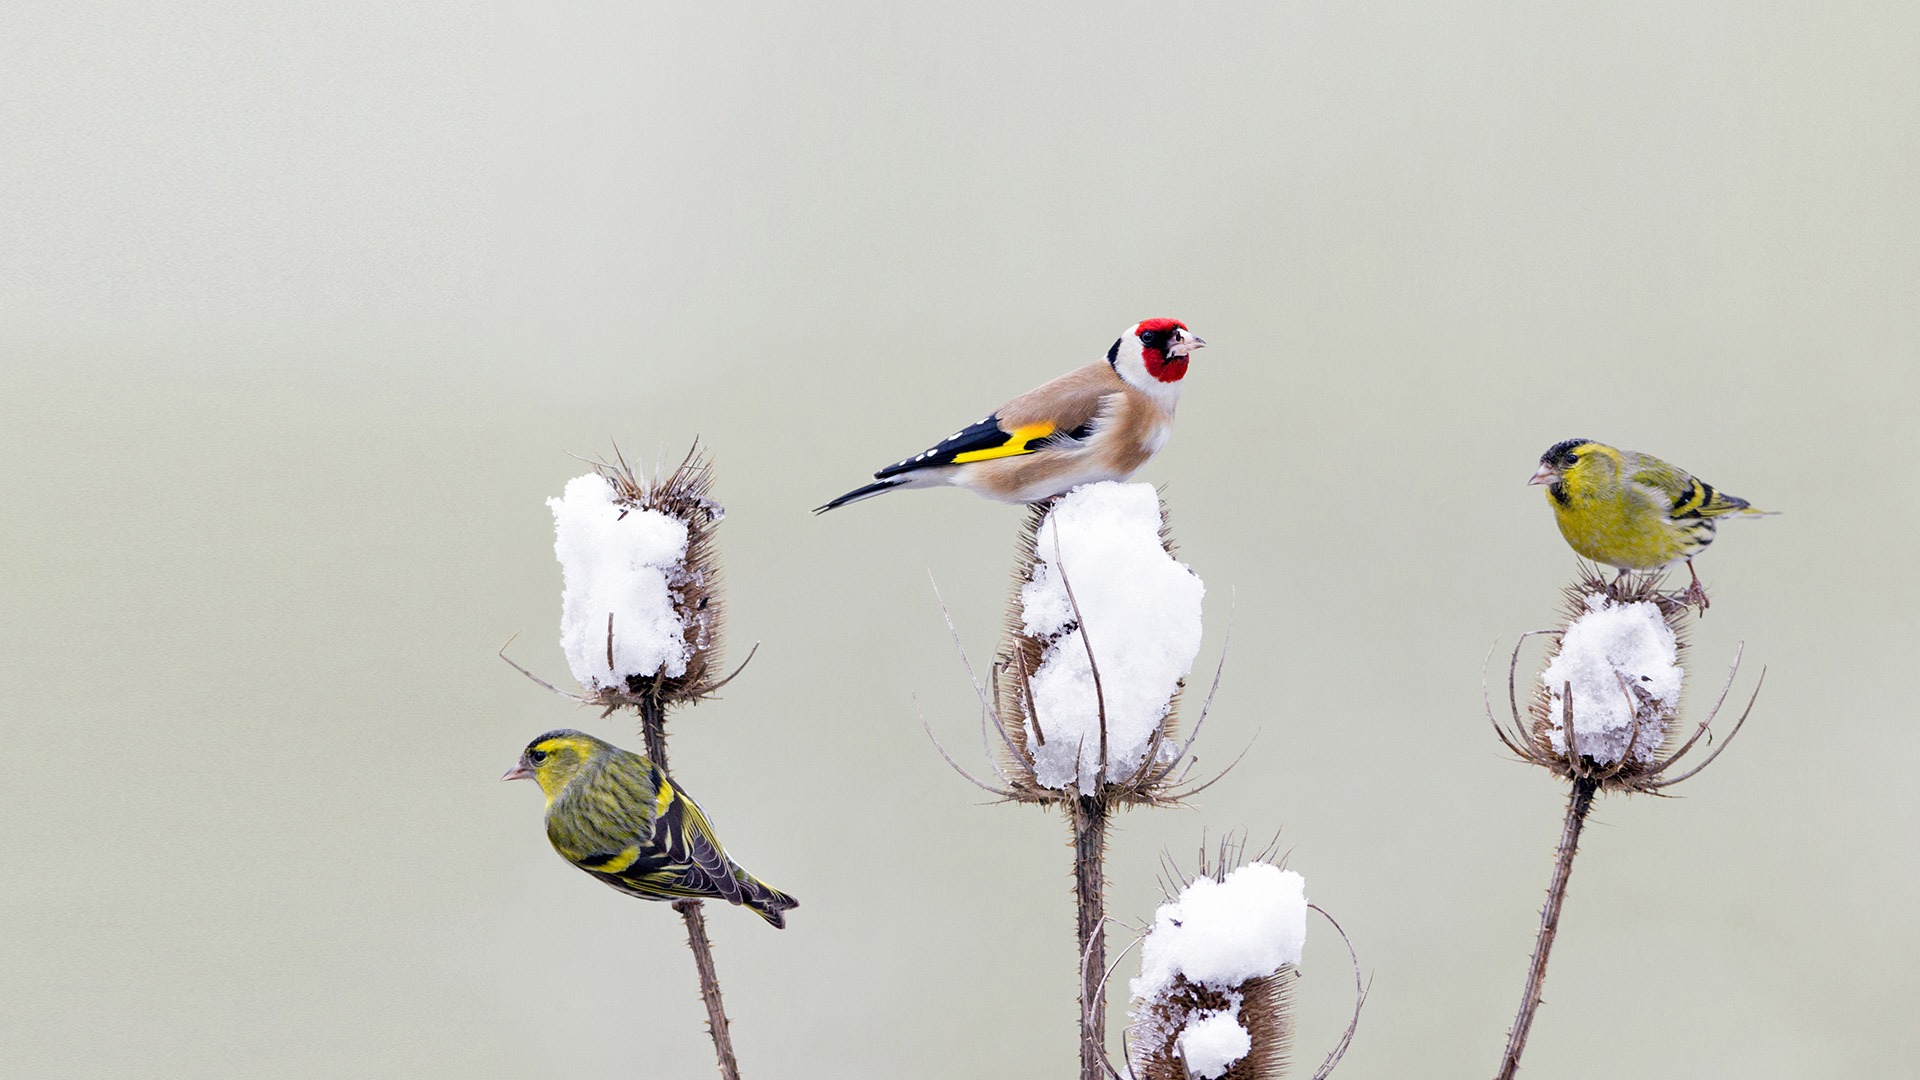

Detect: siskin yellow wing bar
[581, 844, 643, 874]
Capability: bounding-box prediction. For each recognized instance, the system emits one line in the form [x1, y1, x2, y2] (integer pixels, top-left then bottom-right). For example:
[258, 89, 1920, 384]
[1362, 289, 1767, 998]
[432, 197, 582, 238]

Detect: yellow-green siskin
[1530, 438, 1771, 608]
[502, 729, 798, 928]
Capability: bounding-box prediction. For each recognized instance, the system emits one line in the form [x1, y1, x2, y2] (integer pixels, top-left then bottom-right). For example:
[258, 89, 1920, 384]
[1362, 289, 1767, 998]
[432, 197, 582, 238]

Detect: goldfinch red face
[1109, 318, 1205, 397]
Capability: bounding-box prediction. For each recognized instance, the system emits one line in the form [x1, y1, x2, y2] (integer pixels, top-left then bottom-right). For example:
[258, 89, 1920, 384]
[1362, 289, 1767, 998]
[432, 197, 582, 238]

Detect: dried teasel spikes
[1487, 565, 1762, 795]
[984, 484, 1211, 808]
[526, 442, 754, 720]
[1132, 975, 1295, 1080]
[585, 444, 731, 710]
[1127, 843, 1306, 1080]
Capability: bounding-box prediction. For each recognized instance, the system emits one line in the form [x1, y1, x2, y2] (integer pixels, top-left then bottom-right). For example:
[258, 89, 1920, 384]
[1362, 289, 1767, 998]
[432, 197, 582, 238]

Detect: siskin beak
[501, 761, 535, 782]
[1169, 331, 1207, 358]
[1528, 463, 1558, 486]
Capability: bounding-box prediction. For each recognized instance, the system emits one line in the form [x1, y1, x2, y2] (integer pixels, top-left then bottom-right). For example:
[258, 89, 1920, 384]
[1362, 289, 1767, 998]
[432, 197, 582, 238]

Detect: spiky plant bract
[514, 441, 764, 1080]
[1130, 842, 1298, 1080]
[1486, 564, 1763, 1080]
[579, 442, 738, 762]
[956, 491, 1225, 1080]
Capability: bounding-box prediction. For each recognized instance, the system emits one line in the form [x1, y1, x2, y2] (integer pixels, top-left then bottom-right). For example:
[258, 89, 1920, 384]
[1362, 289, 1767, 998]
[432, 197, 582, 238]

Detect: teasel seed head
[1128, 850, 1307, 1080]
[546, 442, 739, 717]
[986, 482, 1210, 807]
[1488, 565, 1763, 795]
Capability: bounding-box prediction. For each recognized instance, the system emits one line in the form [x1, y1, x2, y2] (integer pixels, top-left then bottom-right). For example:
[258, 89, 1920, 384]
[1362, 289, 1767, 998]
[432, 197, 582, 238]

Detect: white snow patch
[1019, 482, 1204, 794]
[1130, 864, 1307, 1077]
[548, 473, 692, 690]
[1540, 594, 1682, 765]
[1132, 863, 1308, 1004]
[1178, 1000, 1252, 1079]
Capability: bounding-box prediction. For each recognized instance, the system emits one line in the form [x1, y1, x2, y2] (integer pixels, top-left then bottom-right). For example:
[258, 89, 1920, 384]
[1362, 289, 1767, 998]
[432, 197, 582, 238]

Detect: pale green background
[4, 3, 1915, 1077]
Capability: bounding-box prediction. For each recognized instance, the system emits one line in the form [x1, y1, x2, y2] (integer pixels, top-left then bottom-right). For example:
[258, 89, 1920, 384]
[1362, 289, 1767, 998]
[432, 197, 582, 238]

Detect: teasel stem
[642, 697, 740, 1080]
[1495, 774, 1599, 1080]
[1073, 793, 1110, 1080]
[671, 898, 741, 1080]
[640, 696, 672, 770]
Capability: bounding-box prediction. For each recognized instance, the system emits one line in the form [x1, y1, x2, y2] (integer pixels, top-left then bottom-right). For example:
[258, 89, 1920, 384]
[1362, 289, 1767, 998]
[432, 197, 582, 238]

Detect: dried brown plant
[501, 440, 762, 1080]
[1118, 837, 1364, 1080]
[1485, 564, 1764, 1080]
[924, 491, 1241, 1080]
[1486, 566, 1761, 796]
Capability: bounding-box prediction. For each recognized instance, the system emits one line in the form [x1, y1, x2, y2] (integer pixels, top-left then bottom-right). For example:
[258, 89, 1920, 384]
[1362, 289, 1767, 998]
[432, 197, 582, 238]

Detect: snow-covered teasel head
[1489, 568, 1762, 794]
[984, 481, 1212, 805]
[1128, 859, 1308, 1080]
[542, 445, 735, 713]
[1538, 593, 1683, 768]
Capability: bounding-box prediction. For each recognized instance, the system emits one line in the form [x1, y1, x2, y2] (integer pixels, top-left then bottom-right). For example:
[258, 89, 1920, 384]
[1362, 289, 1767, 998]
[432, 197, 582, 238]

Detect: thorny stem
[643, 698, 741, 1080]
[1496, 775, 1599, 1080]
[640, 696, 671, 770]
[672, 899, 742, 1080]
[1073, 794, 1111, 1080]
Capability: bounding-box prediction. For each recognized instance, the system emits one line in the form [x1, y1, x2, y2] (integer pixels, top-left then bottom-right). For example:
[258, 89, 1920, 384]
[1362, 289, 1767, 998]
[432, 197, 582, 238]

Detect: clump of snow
[1019, 482, 1204, 793]
[1132, 863, 1308, 1003]
[548, 473, 692, 690]
[1540, 594, 1683, 765]
[1130, 863, 1307, 1079]
[1178, 999, 1252, 1079]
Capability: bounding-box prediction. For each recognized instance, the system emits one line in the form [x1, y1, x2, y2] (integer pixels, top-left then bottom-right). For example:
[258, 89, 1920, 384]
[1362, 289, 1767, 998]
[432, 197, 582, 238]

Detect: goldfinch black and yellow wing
[871, 413, 1093, 480]
[815, 362, 1121, 512]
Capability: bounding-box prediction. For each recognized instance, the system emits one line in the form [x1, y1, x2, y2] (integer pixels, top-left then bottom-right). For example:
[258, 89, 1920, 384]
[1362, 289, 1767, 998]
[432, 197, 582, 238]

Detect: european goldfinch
[503, 730, 798, 928]
[816, 318, 1205, 512]
[1530, 439, 1771, 610]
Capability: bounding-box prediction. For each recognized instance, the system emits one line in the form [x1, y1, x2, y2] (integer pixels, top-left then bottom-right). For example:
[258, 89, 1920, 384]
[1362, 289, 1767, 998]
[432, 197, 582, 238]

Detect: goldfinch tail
[814, 477, 908, 513]
[741, 877, 799, 929]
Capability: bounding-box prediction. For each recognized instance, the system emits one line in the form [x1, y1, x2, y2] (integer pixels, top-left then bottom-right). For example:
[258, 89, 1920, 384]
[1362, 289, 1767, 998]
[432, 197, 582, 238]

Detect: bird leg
[1679, 560, 1711, 614]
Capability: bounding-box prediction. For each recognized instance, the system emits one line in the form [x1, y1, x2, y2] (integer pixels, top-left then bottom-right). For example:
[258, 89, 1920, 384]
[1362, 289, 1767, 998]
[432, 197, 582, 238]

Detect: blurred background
[4, 3, 1916, 1077]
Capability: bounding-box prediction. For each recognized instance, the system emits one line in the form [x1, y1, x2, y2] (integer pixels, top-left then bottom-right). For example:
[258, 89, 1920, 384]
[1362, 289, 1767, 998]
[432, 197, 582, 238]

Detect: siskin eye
[529, 748, 549, 764]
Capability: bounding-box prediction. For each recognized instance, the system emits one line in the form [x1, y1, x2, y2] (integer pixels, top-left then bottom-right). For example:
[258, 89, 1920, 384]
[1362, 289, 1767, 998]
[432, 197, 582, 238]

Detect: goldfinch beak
[1528, 464, 1558, 486]
[1168, 330, 1207, 358]
[501, 761, 535, 782]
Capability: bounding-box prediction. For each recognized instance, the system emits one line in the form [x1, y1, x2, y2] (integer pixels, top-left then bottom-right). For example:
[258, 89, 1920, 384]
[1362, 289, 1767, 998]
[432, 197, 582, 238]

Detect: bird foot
[1678, 569, 1711, 616]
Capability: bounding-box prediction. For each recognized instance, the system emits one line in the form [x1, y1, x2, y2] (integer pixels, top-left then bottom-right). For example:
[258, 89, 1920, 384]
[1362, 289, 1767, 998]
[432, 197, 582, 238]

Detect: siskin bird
[815, 318, 1205, 511]
[1530, 438, 1772, 609]
[502, 729, 798, 928]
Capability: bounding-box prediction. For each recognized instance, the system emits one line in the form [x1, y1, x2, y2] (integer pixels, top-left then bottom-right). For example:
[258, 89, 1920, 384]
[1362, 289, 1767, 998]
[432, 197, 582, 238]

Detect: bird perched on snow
[502, 729, 798, 928]
[815, 318, 1206, 512]
[1530, 438, 1772, 610]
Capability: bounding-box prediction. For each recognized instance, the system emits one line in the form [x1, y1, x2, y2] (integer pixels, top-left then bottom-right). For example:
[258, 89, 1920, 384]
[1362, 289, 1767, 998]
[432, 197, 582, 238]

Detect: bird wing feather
[1626, 454, 1752, 519]
[586, 779, 747, 906]
[872, 362, 1120, 479]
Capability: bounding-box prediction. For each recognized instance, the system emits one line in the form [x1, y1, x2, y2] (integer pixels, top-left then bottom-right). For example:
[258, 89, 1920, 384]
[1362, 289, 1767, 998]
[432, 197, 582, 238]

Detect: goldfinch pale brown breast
[503, 730, 798, 928]
[1530, 438, 1772, 610]
[816, 319, 1205, 511]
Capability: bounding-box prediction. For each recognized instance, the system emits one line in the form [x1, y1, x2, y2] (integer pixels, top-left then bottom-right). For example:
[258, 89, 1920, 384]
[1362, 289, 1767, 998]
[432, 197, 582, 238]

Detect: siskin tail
[740, 875, 799, 929]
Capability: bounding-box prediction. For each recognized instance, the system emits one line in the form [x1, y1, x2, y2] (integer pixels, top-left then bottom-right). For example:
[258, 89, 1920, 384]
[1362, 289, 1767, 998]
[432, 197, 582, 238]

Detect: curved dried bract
[987, 493, 1208, 808]
[1485, 567, 1760, 795]
[1126, 850, 1313, 1080]
[1306, 903, 1367, 1080]
[576, 443, 731, 712]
